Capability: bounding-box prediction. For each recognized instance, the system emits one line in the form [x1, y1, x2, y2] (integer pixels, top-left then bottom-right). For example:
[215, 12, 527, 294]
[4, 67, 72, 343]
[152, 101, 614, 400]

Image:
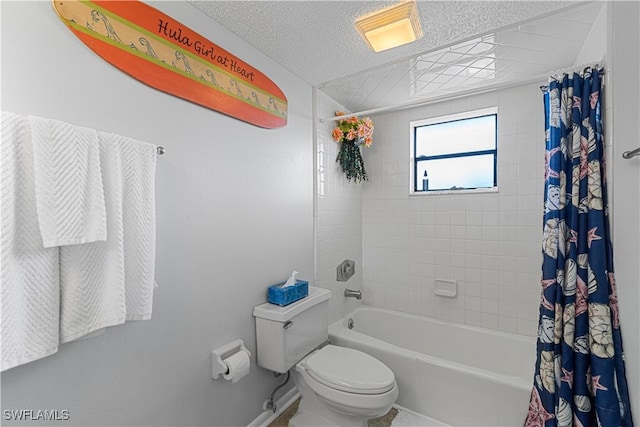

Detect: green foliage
[336, 139, 367, 183]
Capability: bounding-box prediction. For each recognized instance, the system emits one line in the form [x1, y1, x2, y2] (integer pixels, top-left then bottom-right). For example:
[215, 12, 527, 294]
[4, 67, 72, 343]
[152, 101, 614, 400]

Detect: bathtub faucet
[344, 289, 362, 300]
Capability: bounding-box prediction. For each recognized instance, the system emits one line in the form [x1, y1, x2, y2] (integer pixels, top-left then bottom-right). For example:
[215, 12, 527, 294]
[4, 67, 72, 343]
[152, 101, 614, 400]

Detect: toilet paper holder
[211, 339, 251, 380]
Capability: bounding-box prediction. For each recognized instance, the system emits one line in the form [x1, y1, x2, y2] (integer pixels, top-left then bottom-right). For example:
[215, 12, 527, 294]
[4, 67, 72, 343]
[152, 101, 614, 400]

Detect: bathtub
[328, 306, 537, 426]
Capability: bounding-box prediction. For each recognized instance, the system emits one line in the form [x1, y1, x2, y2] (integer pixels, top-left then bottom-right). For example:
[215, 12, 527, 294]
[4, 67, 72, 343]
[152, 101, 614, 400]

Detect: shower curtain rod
[318, 75, 545, 123]
[319, 61, 605, 123]
[539, 61, 605, 92]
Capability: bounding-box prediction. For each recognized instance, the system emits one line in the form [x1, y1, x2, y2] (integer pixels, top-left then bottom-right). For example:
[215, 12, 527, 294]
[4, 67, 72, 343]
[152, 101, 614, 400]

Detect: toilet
[253, 287, 398, 427]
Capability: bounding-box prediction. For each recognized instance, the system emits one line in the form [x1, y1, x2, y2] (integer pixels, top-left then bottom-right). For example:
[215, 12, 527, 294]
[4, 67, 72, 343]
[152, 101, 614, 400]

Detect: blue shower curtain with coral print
[525, 69, 634, 427]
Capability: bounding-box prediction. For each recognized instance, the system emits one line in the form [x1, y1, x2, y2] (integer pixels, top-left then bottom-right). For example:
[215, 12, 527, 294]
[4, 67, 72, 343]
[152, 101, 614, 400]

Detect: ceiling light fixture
[355, 0, 423, 53]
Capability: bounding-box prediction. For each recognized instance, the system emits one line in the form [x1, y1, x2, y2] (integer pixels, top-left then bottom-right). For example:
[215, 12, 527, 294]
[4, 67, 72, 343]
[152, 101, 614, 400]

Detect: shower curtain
[525, 69, 634, 427]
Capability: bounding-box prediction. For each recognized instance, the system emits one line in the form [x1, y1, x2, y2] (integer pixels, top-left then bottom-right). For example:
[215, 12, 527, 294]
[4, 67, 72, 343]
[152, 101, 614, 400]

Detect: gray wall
[0, 1, 313, 426]
[610, 1, 640, 418]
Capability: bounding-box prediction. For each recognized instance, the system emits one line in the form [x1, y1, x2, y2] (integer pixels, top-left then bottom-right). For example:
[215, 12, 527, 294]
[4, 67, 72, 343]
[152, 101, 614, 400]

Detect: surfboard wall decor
[52, 0, 288, 129]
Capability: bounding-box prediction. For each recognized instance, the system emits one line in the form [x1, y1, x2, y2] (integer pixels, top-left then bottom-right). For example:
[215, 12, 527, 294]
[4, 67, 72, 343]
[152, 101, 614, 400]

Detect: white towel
[29, 115, 106, 248]
[114, 133, 158, 320]
[1, 112, 60, 371]
[59, 132, 158, 341]
[59, 133, 127, 343]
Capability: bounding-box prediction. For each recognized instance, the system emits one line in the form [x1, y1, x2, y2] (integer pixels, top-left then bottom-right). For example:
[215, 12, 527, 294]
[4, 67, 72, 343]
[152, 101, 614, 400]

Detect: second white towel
[29, 115, 107, 248]
[59, 133, 127, 343]
[116, 133, 158, 321]
[60, 132, 158, 341]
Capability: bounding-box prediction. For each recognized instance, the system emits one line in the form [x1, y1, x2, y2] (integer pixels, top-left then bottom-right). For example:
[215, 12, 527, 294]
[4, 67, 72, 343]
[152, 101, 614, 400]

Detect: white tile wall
[315, 91, 363, 323]
[359, 83, 547, 337]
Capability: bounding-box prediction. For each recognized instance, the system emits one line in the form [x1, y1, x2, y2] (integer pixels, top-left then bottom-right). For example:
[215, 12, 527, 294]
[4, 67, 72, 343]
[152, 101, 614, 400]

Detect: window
[410, 108, 497, 193]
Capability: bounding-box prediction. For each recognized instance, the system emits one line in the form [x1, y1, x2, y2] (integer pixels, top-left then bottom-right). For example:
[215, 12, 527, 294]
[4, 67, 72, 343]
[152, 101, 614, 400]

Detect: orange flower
[363, 118, 373, 129]
[332, 127, 343, 142]
[331, 111, 374, 147]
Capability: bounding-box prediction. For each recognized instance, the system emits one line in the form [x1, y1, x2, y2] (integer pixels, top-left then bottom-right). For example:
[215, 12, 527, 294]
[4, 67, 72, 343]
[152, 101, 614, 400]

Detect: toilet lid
[304, 345, 395, 394]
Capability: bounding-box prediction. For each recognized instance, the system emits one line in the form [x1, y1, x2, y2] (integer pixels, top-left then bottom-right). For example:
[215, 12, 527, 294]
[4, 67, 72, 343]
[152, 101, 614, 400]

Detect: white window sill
[409, 187, 498, 196]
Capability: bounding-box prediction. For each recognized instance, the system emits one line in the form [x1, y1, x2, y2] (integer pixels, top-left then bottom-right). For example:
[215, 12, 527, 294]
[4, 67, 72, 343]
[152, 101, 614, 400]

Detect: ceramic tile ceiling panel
[319, 2, 603, 113]
[189, 0, 579, 86]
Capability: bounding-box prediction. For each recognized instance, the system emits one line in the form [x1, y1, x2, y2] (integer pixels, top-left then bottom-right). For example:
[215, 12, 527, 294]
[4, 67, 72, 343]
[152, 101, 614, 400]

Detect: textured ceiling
[189, 0, 579, 86]
[320, 1, 603, 113]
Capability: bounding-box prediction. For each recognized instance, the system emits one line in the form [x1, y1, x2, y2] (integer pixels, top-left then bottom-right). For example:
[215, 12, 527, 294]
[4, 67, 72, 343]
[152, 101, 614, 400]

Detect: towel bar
[622, 147, 640, 159]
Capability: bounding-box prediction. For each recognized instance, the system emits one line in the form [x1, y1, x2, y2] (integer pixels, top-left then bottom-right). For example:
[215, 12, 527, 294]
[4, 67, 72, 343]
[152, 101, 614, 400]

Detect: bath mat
[369, 407, 399, 427]
[267, 398, 402, 427]
[268, 399, 299, 427]
[390, 408, 432, 426]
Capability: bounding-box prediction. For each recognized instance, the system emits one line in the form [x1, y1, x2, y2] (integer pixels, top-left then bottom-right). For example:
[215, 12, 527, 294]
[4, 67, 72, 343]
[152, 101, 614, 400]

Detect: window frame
[409, 107, 498, 195]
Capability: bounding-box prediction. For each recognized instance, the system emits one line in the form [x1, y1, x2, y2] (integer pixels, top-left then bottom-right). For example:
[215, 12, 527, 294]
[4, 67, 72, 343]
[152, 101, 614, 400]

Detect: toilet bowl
[253, 287, 398, 426]
[290, 345, 398, 427]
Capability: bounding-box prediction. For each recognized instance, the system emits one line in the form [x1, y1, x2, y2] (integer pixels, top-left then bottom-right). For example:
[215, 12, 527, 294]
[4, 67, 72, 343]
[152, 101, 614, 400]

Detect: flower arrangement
[331, 111, 374, 183]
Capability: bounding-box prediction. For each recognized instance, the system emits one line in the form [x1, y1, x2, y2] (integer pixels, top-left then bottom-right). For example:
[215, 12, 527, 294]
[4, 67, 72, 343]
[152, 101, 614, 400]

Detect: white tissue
[282, 270, 299, 288]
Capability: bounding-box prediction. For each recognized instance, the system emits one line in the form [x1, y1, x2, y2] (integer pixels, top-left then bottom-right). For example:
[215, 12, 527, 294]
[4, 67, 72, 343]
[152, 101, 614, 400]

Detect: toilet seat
[293, 345, 399, 422]
[302, 345, 395, 395]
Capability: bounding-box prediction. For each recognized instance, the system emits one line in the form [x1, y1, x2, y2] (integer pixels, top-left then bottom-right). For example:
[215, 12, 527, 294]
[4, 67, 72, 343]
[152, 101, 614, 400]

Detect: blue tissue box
[268, 280, 309, 306]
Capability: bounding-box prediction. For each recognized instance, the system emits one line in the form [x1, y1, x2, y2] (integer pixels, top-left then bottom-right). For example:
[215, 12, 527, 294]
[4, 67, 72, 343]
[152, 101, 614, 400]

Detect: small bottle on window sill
[422, 170, 429, 191]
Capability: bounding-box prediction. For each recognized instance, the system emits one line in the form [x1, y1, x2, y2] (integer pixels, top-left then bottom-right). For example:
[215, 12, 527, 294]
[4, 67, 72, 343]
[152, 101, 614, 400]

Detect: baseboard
[247, 387, 300, 427]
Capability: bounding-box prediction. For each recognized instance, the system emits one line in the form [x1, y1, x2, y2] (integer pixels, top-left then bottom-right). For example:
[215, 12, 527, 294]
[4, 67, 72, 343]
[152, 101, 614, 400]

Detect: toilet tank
[253, 286, 331, 373]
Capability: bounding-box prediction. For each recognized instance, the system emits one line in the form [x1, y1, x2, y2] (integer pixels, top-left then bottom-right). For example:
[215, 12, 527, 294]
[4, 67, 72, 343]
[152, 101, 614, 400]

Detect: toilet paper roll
[222, 351, 250, 383]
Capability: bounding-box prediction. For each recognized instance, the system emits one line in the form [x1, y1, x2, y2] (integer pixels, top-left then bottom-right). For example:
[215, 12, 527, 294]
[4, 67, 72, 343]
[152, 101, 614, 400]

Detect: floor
[267, 398, 442, 427]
